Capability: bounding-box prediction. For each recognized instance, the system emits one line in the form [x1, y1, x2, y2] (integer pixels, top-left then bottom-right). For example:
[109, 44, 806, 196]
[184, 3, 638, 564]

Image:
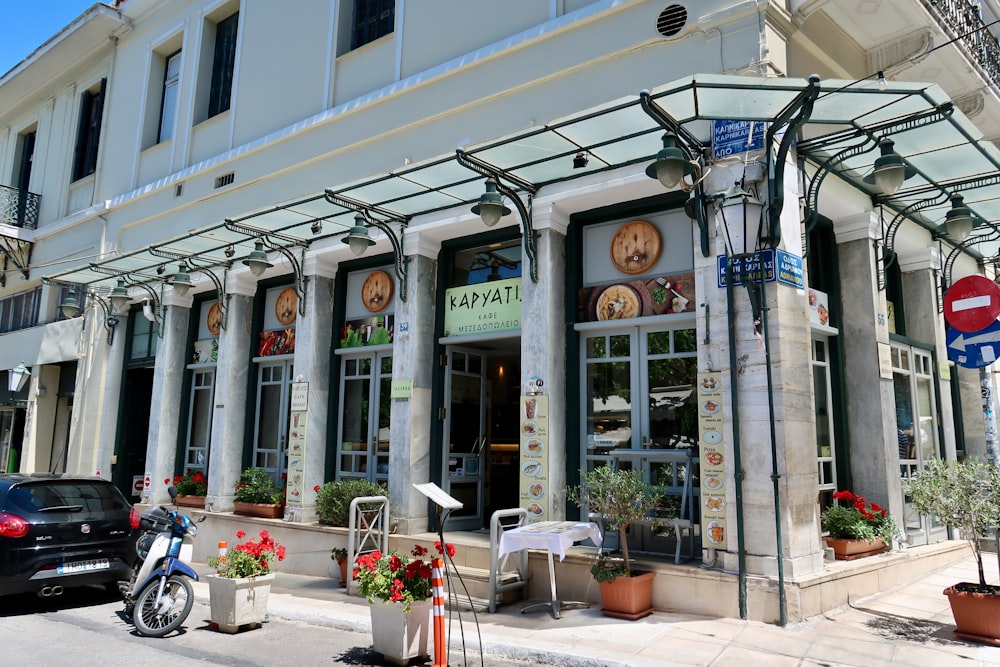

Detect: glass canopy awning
[44, 73, 1000, 294]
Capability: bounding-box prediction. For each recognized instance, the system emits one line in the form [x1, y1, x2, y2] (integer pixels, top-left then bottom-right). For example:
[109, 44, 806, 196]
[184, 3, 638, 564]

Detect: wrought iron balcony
[928, 0, 1000, 84]
[0, 183, 40, 231]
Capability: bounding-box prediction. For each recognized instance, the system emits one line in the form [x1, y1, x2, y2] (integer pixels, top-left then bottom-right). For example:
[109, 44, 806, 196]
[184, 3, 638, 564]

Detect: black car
[0, 474, 135, 597]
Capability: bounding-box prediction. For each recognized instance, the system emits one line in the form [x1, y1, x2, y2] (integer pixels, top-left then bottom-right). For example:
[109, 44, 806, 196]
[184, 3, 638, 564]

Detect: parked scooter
[120, 486, 203, 637]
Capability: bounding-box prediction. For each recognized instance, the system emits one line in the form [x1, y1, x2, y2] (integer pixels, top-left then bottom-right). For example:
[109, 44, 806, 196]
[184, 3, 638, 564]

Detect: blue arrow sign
[947, 320, 1000, 368]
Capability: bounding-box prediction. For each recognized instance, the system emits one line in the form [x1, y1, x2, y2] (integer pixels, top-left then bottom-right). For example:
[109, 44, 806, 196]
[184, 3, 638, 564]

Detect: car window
[6, 482, 129, 514]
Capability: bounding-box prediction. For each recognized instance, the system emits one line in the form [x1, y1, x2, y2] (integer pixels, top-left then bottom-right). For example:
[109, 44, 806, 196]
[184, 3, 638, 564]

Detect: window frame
[351, 0, 395, 50]
[207, 12, 239, 118]
[72, 79, 106, 181]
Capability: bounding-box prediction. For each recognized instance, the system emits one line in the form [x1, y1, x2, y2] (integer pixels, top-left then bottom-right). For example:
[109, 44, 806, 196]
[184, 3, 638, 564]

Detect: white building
[2, 0, 999, 621]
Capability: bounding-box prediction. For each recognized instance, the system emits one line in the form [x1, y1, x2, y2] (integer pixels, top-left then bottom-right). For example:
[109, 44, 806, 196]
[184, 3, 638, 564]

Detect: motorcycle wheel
[132, 575, 194, 637]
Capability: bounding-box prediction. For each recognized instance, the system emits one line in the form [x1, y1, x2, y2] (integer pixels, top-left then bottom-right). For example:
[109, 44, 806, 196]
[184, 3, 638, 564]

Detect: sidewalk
[191, 552, 1000, 667]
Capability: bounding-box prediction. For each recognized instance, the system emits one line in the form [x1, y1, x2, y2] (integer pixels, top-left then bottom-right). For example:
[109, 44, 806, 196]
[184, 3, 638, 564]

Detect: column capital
[896, 245, 942, 273]
[161, 288, 193, 309]
[833, 211, 880, 245]
[303, 254, 337, 281]
[532, 201, 570, 236]
[227, 272, 258, 297]
[403, 229, 441, 259]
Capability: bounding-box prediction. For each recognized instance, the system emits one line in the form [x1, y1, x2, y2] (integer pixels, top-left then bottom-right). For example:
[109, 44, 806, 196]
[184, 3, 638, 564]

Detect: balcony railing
[927, 0, 1000, 85]
[0, 184, 40, 231]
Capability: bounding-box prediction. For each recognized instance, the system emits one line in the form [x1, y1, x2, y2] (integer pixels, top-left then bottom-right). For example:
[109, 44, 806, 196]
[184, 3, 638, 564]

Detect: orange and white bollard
[432, 556, 446, 667]
[216, 541, 228, 571]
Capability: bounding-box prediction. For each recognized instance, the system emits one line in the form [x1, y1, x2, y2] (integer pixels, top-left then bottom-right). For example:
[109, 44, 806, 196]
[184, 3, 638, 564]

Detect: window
[0, 288, 41, 333]
[72, 79, 106, 181]
[184, 369, 215, 474]
[207, 12, 238, 118]
[352, 0, 394, 49]
[813, 337, 837, 496]
[128, 307, 158, 363]
[158, 51, 182, 143]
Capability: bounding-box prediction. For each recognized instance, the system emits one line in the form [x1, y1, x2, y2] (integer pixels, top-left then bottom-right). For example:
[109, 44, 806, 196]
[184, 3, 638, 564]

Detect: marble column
[387, 230, 438, 534]
[834, 212, 903, 519]
[90, 309, 128, 479]
[285, 261, 336, 522]
[206, 277, 256, 512]
[521, 203, 568, 519]
[143, 291, 193, 505]
[896, 247, 957, 460]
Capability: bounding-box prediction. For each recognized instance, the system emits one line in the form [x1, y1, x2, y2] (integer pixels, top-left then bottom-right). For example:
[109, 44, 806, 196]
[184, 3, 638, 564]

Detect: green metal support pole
[756, 254, 787, 626]
[725, 256, 748, 620]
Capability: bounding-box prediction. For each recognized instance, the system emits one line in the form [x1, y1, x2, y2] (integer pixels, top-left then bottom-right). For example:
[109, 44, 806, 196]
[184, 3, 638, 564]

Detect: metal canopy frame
[43, 73, 1000, 297]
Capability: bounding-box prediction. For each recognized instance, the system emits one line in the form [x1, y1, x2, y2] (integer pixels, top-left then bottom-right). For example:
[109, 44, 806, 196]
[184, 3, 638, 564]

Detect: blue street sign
[718, 249, 774, 287]
[775, 249, 804, 289]
[947, 319, 1000, 368]
[712, 120, 766, 159]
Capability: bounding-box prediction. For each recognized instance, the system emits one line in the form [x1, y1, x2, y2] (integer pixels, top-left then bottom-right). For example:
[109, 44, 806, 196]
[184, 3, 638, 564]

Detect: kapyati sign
[444, 277, 522, 336]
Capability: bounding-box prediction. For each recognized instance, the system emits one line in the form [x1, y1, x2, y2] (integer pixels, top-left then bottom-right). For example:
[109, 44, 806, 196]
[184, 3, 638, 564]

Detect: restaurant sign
[443, 277, 522, 336]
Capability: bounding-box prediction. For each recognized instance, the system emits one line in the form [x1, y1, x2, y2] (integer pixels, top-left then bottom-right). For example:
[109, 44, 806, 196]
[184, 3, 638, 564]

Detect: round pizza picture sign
[275, 287, 298, 326]
[361, 270, 394, 313]
[610, 220, 662, 275]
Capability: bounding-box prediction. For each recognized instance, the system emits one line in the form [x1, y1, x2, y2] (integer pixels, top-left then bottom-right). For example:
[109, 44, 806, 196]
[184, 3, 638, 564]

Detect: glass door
[183, 369, 215, 474]
[253, 360, 294, 485]
[442, 347, 487, 530]
[336, 351, 392, 485]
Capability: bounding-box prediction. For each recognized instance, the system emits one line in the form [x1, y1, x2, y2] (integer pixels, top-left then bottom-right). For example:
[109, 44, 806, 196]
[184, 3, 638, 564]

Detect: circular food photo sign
[206, 302, 222, 336]
[361, 270, 394, 313]
[275, 287, 298, 326]
[610, 220, 662, 275]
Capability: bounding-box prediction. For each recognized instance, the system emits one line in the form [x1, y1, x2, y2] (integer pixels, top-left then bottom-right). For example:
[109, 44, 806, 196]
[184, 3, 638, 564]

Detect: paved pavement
[191, 550, 1000, 666]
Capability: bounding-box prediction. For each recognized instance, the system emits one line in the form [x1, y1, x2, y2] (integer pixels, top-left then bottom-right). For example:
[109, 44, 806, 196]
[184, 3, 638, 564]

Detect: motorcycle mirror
[197, 515, 207, 523]
[167, 485, 178, 500]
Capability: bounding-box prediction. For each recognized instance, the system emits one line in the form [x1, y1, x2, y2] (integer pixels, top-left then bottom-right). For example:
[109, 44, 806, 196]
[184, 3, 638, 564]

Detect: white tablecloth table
[497, 520, 602, 618]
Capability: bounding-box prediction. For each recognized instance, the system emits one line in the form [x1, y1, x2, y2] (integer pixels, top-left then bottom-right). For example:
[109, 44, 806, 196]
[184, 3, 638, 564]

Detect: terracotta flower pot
[823, 536, 886, 560]
[337, 557, 349, 588]
[174, 495, 205, 509]
[944, 583, 1000, 645]
[597, 570, 655, 620]
[233, 501, 284, 519]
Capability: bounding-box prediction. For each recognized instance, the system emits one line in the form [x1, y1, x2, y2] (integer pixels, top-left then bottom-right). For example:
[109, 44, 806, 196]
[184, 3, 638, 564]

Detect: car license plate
[57, 558, 110, 574]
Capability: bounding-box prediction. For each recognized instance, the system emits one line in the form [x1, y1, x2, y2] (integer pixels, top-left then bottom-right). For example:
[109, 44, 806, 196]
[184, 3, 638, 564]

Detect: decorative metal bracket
[455, 149, 539, 283]
[0, 234, 32, 283]
[91, 295, 119, 346]
[765, 75, 821, 248]
[224, 220, 309, 317]
[88, 265, 165, 337]
[149, 247, 231, 331]
[638, 90, 710, 257]
[323, 191, 410, 302]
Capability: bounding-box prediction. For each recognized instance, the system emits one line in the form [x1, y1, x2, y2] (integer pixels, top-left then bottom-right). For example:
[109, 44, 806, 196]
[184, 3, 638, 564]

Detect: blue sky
[1, 1, 99, 76]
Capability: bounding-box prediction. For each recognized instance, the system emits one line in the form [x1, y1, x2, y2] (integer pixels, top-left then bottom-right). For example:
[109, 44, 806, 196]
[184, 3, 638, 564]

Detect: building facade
[2, 0, 999, 619]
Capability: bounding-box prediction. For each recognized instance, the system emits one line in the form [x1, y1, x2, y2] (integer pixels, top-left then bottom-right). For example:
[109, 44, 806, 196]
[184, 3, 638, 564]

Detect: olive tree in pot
[906, 457, 1000, 645]
[566, 465, 669, 620]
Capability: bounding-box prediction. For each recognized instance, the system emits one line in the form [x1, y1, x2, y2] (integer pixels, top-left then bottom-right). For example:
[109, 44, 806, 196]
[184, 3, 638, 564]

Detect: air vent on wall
[214, 172, 235, 189]
[656, 4, 688, 38]
[174, 183, 183, 197]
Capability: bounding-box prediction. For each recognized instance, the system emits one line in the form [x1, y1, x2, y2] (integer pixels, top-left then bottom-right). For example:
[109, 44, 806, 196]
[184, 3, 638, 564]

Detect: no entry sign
[943, 275, 1000, 333]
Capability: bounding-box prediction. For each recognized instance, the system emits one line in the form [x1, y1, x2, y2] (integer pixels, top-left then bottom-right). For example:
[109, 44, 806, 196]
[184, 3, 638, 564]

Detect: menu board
[285, 410, 306, 506]
[697, 372, 728, 550]
[518, 394, 549, 523]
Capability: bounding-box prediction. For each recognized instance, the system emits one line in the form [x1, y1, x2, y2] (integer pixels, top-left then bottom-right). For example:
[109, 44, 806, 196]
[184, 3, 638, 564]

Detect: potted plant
[354, 541, 455, 665]
[233, 467, 285, 518]
[820, 489, 897, 560]
[906, 457, 1000, 644]
[566, 465, 667, 620]
[167, 470, 207, 508]
[315, 478, 386, 526]
[206, 529, 286, 633]
[331, 547, 349, 588]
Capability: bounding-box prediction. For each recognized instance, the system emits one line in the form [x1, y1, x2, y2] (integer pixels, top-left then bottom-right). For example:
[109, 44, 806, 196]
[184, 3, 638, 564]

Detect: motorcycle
[120, 485, 204, 637]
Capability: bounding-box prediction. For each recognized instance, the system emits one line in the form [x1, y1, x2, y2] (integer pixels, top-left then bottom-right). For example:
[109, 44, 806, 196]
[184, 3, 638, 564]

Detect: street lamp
[471, 179, 510, 227]
[8, 362, 29, 393]
[169, 264, 195, 296]
[342, 214, 376, 256]
[242, 242, 273, 277]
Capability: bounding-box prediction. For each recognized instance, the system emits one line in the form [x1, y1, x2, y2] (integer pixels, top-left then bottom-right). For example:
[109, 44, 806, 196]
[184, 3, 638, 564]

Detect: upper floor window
[352, 0, 394, 49]
[0, 287, 41, 333]
[207, 12, 238, 118]
[158, 51, 182, 143]
[72, 79, 106, 181]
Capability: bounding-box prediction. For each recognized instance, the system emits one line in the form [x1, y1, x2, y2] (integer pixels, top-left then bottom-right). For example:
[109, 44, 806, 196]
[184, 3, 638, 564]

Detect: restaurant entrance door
[441, 340, 520, 530]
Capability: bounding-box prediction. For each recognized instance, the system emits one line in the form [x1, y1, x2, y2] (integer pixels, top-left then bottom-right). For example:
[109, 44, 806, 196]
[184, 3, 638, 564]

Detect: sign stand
[413, 483, 478, 667]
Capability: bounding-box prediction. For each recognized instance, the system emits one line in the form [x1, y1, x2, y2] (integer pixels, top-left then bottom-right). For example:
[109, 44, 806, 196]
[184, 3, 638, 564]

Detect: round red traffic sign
[944, 275, 1000, 333]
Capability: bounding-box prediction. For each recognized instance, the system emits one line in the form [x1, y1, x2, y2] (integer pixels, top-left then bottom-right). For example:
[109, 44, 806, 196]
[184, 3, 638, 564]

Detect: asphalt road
[1, 585, 544, 667]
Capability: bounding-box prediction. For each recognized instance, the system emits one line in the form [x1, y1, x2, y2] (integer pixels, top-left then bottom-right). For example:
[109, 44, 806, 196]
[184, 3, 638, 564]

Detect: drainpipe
[725, 257, 748, 620]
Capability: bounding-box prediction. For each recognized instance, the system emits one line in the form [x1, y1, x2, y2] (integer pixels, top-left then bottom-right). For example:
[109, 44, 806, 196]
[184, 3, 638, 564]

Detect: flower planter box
[369, 598, 433, 665]
[173, 495, 205, 509]
[233, 501, 284, 519]
[823, 536, 887, 560]
[207, 573, 274, 633]
[945, 584, 1000, 646]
